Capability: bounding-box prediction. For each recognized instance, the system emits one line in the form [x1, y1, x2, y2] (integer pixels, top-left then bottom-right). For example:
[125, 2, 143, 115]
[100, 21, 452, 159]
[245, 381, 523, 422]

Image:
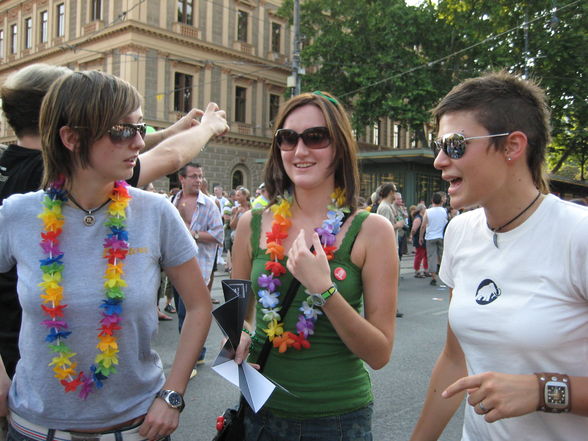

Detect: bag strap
[254, 211, 352, 372]
[256, 276, 301, 373]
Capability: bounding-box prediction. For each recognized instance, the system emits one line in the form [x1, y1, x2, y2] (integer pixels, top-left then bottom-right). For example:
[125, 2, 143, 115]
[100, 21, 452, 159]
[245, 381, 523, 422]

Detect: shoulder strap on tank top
[250, 208, 264, 258]
[337, 210, 370, 257]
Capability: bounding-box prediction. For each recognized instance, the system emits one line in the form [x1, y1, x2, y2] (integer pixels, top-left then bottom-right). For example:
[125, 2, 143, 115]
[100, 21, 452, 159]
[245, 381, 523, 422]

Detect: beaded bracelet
[242, 328, 253, 337]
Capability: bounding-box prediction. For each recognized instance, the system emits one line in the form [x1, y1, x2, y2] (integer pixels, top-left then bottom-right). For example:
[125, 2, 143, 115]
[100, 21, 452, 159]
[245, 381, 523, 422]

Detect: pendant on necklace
[83, 215, 96, 227]
[492, 232, 498, 248]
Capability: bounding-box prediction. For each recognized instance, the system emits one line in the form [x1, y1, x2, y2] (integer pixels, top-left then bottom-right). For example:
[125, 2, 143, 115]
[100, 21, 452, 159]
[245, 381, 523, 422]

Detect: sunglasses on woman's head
[431, 132, 510, 159]
[108, 123, 147, 142]
[275, 126, 331, 151]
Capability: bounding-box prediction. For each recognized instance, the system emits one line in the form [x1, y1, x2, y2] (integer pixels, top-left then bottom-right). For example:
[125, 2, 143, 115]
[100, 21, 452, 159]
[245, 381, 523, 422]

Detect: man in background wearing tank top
[419, 192, 448, 286]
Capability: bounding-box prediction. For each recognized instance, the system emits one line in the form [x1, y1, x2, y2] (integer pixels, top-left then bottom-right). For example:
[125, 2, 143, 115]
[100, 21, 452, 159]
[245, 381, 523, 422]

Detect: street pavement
[155, 255, 464, 441]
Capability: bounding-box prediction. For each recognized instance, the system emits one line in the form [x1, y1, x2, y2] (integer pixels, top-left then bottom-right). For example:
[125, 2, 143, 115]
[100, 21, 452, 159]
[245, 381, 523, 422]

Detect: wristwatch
[534, 372, 571, 413]
[307, 284, 337, 307]
[156, 389, 185, 412]
[192, 230, 200, 241]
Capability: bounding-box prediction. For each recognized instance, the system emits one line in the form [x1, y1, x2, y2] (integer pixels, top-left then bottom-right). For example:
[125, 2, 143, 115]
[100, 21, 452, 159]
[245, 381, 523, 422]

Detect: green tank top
[248, 209, 373, 418]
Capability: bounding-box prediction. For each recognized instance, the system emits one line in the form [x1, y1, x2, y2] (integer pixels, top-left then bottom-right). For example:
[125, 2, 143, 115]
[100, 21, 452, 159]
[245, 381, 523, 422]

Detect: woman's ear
[503, 131, 528, 161]
[59, 126, 79, 152]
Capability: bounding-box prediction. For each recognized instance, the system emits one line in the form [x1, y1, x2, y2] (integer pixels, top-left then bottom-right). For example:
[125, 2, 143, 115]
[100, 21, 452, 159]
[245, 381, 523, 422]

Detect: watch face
[168, 392, 183, 407]
[545, 381, 568, 408]
[310, 293, 326, 307]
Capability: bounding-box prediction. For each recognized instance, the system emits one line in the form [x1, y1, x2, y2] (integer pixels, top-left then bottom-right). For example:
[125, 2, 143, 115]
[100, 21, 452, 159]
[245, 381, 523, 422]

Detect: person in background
[410, 204, 428, 278]
[419, 192, 448, 286]
[252, 183, 270, 209]
[222, 189, 237, 274]
[0, 70, 212, 441]
[410, 71, 588, 441]
[171, 162, 223, 377]
[232, 91, 397, 440]
[229, 187, 252, 237]
[394, 192, 409, 260]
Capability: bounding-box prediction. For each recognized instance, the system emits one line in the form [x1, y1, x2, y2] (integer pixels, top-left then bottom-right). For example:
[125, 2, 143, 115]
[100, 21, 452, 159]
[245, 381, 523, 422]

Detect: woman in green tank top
[231, 91, 399, 441]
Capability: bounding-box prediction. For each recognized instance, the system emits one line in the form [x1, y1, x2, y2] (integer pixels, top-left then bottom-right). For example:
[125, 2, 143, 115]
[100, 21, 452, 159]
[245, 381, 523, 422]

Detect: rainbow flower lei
[258, 188, 349, 353]
[38, 178, 131, 399]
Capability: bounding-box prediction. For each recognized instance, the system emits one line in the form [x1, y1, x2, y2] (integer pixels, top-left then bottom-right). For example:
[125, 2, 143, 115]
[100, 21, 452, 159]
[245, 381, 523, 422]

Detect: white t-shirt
[424, 206, 447, 240]
[440, 195, 588, 441]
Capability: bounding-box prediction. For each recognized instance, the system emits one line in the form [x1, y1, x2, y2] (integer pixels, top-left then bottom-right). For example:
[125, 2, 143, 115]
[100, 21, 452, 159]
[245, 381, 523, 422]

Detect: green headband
[312, 90, 339, 105]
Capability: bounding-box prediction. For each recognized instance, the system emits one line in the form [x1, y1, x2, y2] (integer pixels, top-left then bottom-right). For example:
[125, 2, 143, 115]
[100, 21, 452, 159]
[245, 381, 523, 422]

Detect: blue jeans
[244, 403, 373, 441]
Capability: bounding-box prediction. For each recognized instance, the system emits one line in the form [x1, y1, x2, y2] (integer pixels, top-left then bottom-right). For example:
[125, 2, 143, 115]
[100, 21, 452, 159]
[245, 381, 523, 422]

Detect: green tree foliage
[279, 0, 587, 177]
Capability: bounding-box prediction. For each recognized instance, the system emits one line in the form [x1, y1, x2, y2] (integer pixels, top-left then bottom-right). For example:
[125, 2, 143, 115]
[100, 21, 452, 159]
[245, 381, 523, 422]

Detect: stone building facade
[0, 0, 292, 192]
[0, 0, 459, 205]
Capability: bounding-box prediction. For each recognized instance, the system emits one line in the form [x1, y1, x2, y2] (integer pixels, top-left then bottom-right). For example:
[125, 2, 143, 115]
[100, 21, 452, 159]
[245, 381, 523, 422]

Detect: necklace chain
[488, 191, 541, 248]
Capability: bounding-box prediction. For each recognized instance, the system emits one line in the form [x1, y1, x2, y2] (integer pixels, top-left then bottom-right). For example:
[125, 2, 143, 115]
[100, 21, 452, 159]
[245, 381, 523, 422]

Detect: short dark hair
[433, 71, 550, 193]
[378, 183, 397, 199]
[263, 91, 359, 211]
[432, 193, 443, 205]
[178, 162, 202, 177]
[1, 64, 71, 138]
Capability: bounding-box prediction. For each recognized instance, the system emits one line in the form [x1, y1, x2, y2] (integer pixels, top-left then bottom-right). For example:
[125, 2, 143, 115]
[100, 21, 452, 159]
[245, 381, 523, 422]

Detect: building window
[269, 94, 280, 125]
[177, 0, 194, 25]
[235, 86, 247, 123]
[40, 11, 48, 43]
[271, 23, 281, 53]
[0, 30, 4, 59]
[372, 122, 380, 145]
[10, 24, 17, 54]
[174, 73, 193, 113]
[24, 18, 32, 49]
[91, 0, 102, 21]
[237, 10, 248, 43]
[393, 124, 400, 148]
[232, 170, 243, 189]
[56, 3, 65, 37]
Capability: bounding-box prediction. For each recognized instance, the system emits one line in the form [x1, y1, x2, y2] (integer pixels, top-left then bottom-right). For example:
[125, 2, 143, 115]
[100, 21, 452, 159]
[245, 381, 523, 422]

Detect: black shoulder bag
[213, 277, 302, 441]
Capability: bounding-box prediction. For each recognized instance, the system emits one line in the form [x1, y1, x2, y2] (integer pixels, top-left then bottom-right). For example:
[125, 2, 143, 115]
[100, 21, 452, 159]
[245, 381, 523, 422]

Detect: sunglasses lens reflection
[431, 134, 466, 159]
[109, 124, 147, 142]
[276, 127, 330, 151]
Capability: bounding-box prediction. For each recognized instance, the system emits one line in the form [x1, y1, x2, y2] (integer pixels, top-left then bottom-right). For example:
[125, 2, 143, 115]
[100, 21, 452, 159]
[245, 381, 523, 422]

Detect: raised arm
[286, 214, 398, 369]
[137, 103, 229, 187]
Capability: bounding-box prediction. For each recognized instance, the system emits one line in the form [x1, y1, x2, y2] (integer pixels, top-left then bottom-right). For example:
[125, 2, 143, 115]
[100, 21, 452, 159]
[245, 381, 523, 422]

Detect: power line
[339, 0, 583, 98]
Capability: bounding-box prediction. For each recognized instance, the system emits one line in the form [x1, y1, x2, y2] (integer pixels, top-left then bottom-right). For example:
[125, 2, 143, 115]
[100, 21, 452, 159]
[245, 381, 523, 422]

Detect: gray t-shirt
[0, 187, 197, 429]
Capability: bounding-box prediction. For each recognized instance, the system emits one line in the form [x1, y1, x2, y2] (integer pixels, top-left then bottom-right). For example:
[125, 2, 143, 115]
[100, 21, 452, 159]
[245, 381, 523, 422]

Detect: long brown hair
[263, 91, 360, 211]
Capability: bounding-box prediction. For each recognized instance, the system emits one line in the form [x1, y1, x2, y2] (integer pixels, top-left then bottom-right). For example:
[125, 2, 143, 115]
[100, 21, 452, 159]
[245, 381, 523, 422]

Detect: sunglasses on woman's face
[108, 123, 147, 143]
[431, 132, 510, 159]
[274, 126, 331, 151]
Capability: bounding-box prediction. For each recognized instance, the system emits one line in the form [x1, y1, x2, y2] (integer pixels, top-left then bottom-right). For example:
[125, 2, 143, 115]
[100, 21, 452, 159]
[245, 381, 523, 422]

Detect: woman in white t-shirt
[410, 72, 588, 441]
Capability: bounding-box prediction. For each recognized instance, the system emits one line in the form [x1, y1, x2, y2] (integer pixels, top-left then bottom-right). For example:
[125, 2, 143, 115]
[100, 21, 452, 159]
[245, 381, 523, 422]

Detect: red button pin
[334, 267, 347, 281]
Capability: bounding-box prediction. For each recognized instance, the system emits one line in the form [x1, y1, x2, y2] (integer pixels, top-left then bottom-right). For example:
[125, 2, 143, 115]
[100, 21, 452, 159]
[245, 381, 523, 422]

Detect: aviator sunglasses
[274, 126, 331, 151]
[431, 132, 510, 159]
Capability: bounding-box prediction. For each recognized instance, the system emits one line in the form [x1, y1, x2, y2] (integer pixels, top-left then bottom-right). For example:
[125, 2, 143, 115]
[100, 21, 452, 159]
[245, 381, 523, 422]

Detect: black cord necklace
[488, 191, 542, 248]
[68, 193, 111, 227]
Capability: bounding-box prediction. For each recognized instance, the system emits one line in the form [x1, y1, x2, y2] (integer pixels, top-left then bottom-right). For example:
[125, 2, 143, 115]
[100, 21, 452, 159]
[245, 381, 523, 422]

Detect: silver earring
[507, 157, 512, 161]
